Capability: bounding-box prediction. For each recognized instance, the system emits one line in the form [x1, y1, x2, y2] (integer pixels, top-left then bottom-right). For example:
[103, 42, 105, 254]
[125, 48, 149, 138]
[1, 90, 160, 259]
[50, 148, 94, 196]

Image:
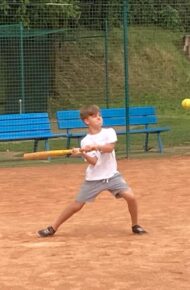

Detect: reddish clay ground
[0, 156, 189, 290]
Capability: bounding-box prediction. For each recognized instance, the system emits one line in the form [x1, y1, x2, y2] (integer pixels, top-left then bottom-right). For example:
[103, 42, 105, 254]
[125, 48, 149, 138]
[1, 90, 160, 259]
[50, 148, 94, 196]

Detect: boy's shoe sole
[132, 224, 147, 235]
[37, 226, 55, 237]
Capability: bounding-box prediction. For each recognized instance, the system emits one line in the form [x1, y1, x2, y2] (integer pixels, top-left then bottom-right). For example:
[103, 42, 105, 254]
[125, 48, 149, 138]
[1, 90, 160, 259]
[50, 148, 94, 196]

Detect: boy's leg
[120, 189, 147, 234]
[52, 201, 85, 231]
[120, 189, 138, 226]
[37, 201, 85, 237]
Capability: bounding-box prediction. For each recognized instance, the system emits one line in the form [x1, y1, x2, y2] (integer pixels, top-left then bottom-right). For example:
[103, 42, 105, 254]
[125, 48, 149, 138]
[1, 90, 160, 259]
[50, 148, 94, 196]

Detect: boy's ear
[83, 118, 89, 125]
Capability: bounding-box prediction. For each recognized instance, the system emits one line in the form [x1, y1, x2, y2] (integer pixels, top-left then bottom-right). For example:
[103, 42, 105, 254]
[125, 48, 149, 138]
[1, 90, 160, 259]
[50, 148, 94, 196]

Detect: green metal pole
[123, 0, 130, 157]
[104, 19, 109, 108]
[20, 22, 25, 113]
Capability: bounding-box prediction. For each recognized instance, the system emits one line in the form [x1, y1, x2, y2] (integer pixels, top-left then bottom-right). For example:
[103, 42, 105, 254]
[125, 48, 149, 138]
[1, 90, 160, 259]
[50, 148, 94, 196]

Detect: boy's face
[84, 112, 103, 129]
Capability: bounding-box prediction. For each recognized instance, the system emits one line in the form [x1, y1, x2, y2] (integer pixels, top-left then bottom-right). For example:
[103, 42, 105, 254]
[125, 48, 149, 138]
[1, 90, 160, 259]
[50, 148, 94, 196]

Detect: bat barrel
[24, 149, 72, 160]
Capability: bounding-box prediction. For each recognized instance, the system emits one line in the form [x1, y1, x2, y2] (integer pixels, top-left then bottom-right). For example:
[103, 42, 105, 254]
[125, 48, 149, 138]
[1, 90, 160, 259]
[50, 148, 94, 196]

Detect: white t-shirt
[81, 128, 118, 180]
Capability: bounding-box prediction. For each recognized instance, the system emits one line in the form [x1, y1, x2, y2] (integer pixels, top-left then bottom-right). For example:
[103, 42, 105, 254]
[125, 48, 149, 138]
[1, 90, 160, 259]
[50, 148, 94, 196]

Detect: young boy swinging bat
[37, 104, 147, 237]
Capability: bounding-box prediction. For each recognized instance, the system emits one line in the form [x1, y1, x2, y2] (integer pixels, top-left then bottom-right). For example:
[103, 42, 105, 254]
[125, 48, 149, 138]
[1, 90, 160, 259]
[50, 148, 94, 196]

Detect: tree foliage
[0, 1, 190, 31]
[0, 0, 80, 28]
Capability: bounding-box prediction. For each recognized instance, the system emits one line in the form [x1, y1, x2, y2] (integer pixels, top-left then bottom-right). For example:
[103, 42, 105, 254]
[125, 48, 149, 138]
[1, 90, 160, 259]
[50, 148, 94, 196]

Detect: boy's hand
[71, 148, 82, 155]
[71, 145, 97, 155]
[80, 145, 97, 153]
[80, 145, 98, 166]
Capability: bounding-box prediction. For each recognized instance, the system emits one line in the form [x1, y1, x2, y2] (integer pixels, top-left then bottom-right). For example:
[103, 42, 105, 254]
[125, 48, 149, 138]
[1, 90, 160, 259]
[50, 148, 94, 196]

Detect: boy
[37, 104, 147, 237]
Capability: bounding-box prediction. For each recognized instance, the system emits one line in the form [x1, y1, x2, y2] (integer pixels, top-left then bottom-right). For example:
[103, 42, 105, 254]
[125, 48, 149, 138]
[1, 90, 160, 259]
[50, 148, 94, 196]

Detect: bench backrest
[0, 112, 52, 138]
[56, 106, 158, 130]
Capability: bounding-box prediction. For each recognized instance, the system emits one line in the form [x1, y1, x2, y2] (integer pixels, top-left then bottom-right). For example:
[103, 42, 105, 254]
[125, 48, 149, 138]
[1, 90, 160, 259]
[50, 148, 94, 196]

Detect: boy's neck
[88, 126, 102, 135]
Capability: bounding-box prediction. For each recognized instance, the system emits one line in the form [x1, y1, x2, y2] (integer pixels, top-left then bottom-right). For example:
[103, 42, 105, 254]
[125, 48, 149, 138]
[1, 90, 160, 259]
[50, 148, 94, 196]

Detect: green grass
[128, 27, 190, 112]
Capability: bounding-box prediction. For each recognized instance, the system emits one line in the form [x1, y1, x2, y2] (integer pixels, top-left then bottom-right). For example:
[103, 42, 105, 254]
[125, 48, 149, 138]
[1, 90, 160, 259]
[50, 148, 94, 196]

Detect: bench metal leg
[44, 140, 51, 161]
[34, 139, 50, 152]
[45, 140, 50, 151]
[157, 133, 163, 153]
[66, 137, 71, 149]
[144, 133, 149, 151]
[77, 137, 81, 147]
[34, 140, 38, 152]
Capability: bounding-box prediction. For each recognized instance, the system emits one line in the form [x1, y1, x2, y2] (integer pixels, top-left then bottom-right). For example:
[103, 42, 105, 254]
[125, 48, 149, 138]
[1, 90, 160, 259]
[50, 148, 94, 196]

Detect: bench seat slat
[0, 112, 49, 121]
[0, 132, 67, 141]
[101, 106, 155, 117]
[0, 123, 51, 133]
[0, 118, 50, 127]
[116, 127, 170, 135]
[64, 126, 170, 138]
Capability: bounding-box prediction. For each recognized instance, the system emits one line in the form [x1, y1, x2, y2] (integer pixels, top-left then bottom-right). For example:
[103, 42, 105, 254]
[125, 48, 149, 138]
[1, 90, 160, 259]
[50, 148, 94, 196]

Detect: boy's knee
[121, 189, 135, 201]
[72, 201, 85, 212]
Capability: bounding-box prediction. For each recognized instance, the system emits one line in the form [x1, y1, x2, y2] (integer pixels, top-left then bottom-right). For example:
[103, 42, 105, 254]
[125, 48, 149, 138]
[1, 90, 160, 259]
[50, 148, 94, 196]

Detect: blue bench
[56, 106, 170, 153]
[0, 112, 67, 152]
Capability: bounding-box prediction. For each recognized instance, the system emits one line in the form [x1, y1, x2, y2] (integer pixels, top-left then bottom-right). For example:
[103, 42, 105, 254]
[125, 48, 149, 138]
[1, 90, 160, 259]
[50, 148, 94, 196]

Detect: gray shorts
[76, 173, 129, 203]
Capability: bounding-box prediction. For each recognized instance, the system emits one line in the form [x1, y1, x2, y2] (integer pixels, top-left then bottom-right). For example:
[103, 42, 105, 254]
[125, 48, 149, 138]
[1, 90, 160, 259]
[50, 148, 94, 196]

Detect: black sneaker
[132, 225, 147, 235]
[37, 226, 55, 237]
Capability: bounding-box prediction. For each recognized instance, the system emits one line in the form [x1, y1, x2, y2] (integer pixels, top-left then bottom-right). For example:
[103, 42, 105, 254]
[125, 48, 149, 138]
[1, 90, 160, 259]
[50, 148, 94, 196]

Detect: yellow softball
[181, 98, 190, 109]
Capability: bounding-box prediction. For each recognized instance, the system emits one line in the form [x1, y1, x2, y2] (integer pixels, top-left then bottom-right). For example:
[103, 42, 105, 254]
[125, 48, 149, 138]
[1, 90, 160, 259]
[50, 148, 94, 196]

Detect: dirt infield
[0, 156, 189, 290]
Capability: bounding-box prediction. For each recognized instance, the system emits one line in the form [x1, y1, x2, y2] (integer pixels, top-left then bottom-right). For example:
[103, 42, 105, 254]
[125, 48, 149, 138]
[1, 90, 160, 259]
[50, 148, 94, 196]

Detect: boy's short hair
[80, 104, 100, 120]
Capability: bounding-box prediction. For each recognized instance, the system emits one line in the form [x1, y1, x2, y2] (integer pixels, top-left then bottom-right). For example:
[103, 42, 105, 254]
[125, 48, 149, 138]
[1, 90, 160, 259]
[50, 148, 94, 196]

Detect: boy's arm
[81, 143, 115, 165]
[95, 143, 115, 153]
[72, 142, 115, 166]
[71, 147, 98, 165]
[81, 152, 98, 166]
[81, 143, 115, 153]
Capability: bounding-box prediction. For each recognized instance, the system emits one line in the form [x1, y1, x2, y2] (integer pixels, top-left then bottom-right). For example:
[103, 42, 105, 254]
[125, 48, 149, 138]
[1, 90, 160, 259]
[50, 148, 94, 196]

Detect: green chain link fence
[0, 1, 189, 163]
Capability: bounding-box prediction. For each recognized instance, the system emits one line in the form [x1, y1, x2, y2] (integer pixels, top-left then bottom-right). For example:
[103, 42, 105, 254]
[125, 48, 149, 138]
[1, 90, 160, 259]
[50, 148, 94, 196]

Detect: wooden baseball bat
[24, 149, 73, 160]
